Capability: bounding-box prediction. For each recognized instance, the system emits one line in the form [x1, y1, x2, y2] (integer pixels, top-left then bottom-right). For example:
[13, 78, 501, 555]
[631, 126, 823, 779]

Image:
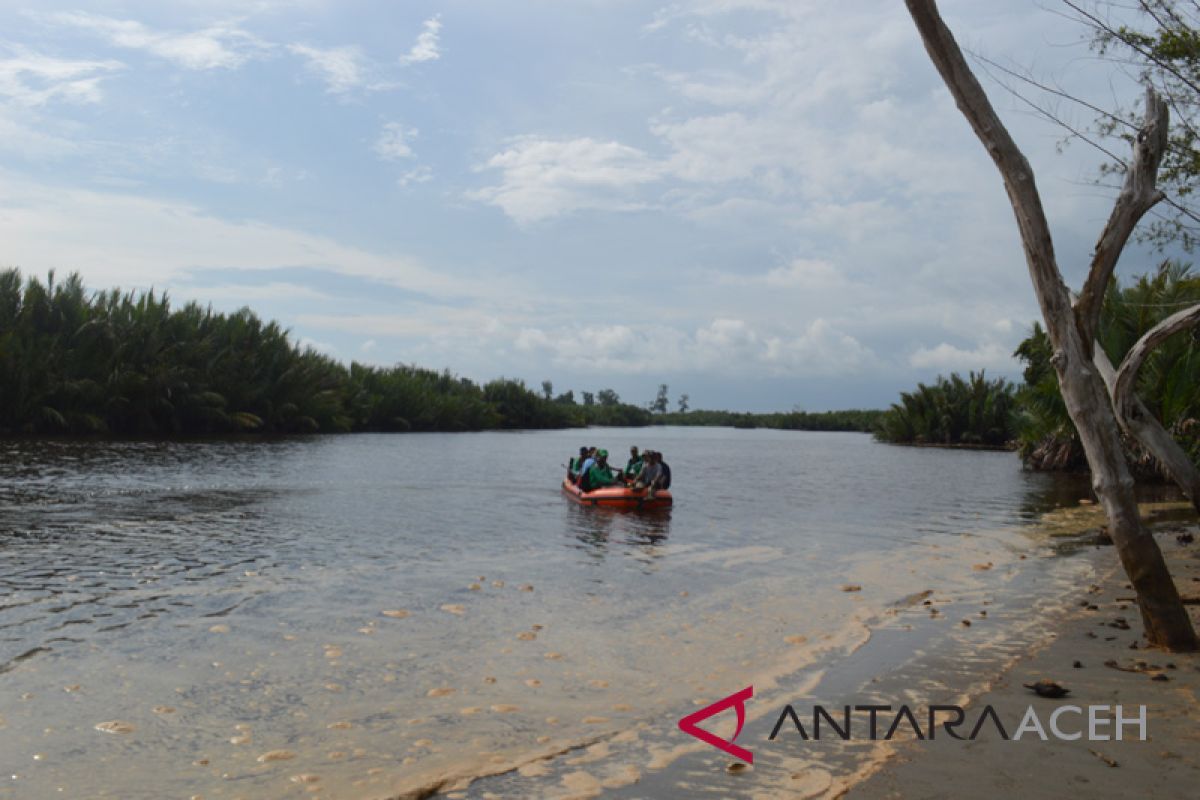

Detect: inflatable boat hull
[561, 478, 672, 510]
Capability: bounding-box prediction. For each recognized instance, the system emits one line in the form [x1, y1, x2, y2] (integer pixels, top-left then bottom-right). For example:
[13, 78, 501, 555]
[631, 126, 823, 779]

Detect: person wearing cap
[580, 448, 619, 492]
[624, 446, 643, 479]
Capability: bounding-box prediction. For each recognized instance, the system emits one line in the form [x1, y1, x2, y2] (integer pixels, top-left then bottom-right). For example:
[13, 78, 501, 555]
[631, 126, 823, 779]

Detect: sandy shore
[846, 523, 1200, 800]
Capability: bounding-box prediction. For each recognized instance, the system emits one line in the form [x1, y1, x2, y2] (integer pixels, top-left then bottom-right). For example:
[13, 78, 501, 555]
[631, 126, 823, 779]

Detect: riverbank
[845, 521, 1200, 800]
[453, 500, 1196, 800]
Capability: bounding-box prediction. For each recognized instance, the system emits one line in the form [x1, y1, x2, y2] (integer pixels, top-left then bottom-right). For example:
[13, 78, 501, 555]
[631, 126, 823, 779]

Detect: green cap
[597, 449, 608, 457]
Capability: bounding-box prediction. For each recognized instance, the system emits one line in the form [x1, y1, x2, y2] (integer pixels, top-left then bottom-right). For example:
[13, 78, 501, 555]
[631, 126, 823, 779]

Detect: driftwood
[906, 0, 1196, 650]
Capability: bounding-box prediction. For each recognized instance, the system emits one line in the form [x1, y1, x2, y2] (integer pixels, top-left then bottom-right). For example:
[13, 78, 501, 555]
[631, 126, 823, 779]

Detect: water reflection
[564, 501, 671, 558]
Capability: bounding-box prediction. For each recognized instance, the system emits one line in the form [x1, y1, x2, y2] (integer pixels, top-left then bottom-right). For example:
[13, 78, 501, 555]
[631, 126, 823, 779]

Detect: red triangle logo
[677, 685, 754, 764]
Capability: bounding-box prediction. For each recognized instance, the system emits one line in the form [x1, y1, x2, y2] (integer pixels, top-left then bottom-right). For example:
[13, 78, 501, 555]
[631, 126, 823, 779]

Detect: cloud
[512, 317, 874, 376]
[0, 170, 477, 299]
[287, 43, 366, 93]
[909, 341, 1019, 373]
[470, 2, 990, 226]
[397, 165, 432, 186]
[0, 51, 123, 106]
[374, 122, 418, 160]
[46, 12, 268, 70]
[399, 16, 442, 65]
[762, 258, 843, 289]
[468, 136, 663, 224]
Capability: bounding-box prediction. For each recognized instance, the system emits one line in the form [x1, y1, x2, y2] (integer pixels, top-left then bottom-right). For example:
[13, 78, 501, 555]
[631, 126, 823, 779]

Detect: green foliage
[650, 383, 669, 414]
[0, 270, 575, 435]
[873, 371, 1017, 447]
[1014, 261, 1200, 470]
[1079, 1, 1200, 249]
[656, 408, 881, 432]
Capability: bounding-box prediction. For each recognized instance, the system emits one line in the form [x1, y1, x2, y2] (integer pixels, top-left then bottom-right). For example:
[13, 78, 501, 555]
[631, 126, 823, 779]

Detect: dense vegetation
[655, 408, 881, 432]
[0, 270, 649, 436]
[873, 371, 1018, 447]
[1015, 261, 1200, 472]
[0, 269, 895, 438]
[874, 262, 1200, 471]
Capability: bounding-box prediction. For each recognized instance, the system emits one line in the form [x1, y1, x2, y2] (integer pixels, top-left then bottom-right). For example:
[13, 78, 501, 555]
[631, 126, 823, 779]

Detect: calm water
[0, 428, 1093, 798]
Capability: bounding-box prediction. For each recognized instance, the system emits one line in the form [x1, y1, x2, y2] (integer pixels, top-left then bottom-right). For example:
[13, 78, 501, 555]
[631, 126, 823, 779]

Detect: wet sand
[454, 506, 1198, 800]
[847, 523, 1200, 800]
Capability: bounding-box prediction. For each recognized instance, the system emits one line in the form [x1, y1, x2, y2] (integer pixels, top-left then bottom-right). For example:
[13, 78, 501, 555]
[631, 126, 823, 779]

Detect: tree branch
[1075, 88, 1170, 347]
[1113, 302, 1200, 427]
[1094, 339, 1200, 512]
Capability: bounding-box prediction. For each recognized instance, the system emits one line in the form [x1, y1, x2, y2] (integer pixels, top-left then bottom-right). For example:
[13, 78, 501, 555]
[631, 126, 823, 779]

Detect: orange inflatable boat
[561, 478, 673, 510]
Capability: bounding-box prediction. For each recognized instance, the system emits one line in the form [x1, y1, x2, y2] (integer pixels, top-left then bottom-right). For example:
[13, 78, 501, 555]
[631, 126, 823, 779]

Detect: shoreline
[845, 522, 1200, 799]
[448, 507, 1197, 800]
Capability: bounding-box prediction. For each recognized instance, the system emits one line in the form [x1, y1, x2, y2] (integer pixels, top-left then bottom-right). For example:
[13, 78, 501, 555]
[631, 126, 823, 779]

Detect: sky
[0, 0, 1173, 411]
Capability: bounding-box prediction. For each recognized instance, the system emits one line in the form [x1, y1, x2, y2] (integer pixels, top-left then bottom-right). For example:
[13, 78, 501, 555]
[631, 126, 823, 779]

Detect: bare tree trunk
[906, 0, 1197, 651]
[1094, 341, 1200, 513]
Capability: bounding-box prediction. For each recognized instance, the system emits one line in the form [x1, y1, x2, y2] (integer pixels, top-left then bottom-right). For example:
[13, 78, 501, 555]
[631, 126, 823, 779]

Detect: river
[0, 428, 1100, 798]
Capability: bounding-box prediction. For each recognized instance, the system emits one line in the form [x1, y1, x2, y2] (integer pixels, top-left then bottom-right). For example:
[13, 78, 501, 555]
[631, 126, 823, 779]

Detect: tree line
[875, 263, 1199, 477]
[0, 270, 653, 436]
[1, 269, 875, 437]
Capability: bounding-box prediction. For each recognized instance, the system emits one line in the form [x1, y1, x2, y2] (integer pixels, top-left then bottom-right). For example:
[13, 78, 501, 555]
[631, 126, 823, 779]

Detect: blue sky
[0, 0, 1170, 411]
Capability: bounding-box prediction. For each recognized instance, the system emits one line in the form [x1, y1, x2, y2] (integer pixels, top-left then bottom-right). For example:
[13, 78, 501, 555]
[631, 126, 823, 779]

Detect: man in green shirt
[624, 446, 643, 479]
[582, 449, 619, 491]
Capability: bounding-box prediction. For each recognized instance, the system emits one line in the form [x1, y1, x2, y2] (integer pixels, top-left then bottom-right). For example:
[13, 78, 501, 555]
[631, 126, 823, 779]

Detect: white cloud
[175, 281, 331, 305]
[762, 258, 843, 288]
[0, 52, 122, 106]
[468, 136, 663, 224]
[909, 341, 1019, 373]
[470, 2, 990, 226]
[399, 16, 442, 65]
[374, 122, 417, 160]
[398, 165, 432, 186]
[47, 12, 268, 70]
[511, 316, 874, 376]
[288, 43, 365, 93]
[0, 170, 477, 299]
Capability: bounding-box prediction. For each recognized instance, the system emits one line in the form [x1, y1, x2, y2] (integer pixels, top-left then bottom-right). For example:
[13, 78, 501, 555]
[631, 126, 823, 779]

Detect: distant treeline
[3, 269, 878, 438]
[0, 270, 653, 436]
[656, 408, 881, 432]
[874, 262, 1200, 474]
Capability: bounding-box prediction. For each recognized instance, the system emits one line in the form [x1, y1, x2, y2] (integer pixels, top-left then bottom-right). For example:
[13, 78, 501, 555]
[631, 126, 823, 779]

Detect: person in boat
[632, 450, 662, 494]
[624, 446, 643, 479]
[658, 452, 672, 490]
[580, 449, 620, 492]
[568, 446, 590, 479]
[574, 447, 597, 484]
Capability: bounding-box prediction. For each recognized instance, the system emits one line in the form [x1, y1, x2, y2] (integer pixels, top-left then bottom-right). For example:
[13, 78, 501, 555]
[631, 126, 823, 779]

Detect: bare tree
[906, 0, 1197, 650]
